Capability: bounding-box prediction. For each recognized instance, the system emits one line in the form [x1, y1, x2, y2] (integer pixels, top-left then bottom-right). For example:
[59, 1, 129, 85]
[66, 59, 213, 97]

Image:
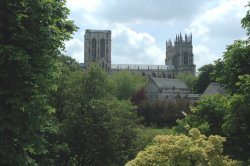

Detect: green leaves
[49, 63, 140, 165]
[176, 72, 197, 93]
[213, 40, 250, 94]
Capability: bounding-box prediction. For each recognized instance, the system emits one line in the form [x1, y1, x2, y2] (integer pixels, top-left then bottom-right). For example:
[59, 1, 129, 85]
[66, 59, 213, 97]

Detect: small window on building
[92, 39, 96, 60]
[175, 95, 181, 100]
[162, 72, 166, 78]
[100, 39, 105, 58]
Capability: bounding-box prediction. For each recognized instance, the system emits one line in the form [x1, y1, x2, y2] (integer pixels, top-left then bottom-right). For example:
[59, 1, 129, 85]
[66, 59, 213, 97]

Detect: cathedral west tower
[84, 29, 111, 72]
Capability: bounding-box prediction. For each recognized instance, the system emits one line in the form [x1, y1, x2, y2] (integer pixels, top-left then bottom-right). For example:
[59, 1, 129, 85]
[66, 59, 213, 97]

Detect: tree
[222, 75, 250, 162]
[213, 40, 250, 94]
[126, 128, 240, 166]
[176, 72, 197, 93]
[49, 55, 82, 121]
[175, 95, 227, 136]
[110, 71, 148, 100]
[241, 2, 250, 36]
[63, 64, 139, 165]
[195, 64, 215, 93]
[0, 0, 76, 164]
[38, 55, 83, 165]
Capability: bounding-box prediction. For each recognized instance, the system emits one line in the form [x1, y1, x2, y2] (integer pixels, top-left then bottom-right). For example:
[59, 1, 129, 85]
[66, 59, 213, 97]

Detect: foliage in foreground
[0, 0, 76, 164]
[126, 128, 241, 166]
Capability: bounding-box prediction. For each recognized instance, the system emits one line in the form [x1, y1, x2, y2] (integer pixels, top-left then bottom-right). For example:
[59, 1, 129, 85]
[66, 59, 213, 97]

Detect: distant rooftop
[111, 64, 175, 70]
[203, 83, 226, 95]
[85, 29, 111, 33]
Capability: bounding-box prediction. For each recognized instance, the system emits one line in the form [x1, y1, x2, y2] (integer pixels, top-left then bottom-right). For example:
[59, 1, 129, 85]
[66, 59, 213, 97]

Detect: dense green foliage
[213, 40, 250, 94]
[137, 99, 190, 127]
[175, 95, 227, 135]
[61, 64, 139, 165]
[126, 128, 240, 166]
[222, 75, 250, 162]
[0, 0, 76, 164]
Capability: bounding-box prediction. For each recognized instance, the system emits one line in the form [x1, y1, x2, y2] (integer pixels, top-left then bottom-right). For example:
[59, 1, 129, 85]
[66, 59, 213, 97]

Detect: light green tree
[126, 128, 241, 166]
[110, 71, 148, 100]
[176, 72, 197, 93]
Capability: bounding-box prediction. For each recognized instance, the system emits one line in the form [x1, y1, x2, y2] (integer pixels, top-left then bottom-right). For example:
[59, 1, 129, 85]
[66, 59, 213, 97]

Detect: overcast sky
[64, 0, 248, 70]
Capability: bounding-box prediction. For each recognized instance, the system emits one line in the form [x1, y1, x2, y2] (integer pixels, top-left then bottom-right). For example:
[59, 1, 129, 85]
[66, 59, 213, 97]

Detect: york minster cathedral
[83, 29, 196, 78]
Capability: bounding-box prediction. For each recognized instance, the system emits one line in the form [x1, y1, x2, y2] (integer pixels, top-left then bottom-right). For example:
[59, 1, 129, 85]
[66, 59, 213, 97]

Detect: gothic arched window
[184, 53, 188, 65]
[100, 39, 105, 58]
[162, 72, 166, 78]
[92, 39, 96, 60]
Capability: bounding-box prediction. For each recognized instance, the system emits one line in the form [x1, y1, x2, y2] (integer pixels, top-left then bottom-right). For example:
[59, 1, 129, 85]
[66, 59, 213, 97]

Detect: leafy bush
[175, 95, 227, 135]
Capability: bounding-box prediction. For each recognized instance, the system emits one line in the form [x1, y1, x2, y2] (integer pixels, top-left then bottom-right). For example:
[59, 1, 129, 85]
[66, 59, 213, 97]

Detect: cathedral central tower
[165, 33, 196, 74]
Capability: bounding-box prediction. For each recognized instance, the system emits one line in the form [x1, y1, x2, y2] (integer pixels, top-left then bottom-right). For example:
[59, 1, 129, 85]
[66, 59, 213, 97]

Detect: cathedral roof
[151, 77, 189, 90]
[111, 64, 174, 70]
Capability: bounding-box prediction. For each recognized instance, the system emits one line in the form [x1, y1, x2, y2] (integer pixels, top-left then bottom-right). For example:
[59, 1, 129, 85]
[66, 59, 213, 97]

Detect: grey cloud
[95, 0, 217, 23]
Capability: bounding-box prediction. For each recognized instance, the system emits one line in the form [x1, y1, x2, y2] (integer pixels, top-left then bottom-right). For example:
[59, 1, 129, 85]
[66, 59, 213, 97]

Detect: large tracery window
[100, 39, 105, 58]
[92, 39, 96, 60]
